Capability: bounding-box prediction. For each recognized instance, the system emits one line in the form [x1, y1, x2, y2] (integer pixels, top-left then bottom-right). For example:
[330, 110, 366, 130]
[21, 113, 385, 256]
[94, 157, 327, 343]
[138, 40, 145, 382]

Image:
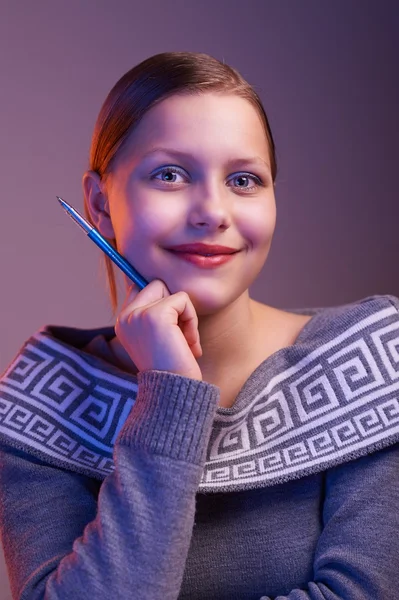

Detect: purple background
[0, 1, 398, 596]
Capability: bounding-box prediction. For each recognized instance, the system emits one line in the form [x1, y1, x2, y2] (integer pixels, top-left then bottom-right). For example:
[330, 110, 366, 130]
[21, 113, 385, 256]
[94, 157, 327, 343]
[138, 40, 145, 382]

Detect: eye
[151, 166, 187, 184]
[150, 165, 265, 192]
[230, 173, 263, 192]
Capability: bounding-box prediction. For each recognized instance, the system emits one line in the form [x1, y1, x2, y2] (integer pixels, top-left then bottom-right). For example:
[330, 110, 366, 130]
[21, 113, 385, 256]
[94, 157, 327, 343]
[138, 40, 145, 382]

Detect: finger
[180, 319, 202, 357]
[118, 287, 200, 357]
[120, 279, 170, 314]
[177, 295, 202, 357]
[119, 290, 198, 343]
[178, 304, 199, 344]
[155, 291, 200, 348]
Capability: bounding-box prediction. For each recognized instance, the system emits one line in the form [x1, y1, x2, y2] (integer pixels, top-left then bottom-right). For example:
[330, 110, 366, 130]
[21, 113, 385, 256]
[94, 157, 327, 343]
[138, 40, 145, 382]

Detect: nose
[188, 182, 232, 231]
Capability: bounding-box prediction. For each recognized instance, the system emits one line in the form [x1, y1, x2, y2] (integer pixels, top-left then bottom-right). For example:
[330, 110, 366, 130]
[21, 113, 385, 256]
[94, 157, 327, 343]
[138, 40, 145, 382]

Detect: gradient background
[0, 1, 398, 597]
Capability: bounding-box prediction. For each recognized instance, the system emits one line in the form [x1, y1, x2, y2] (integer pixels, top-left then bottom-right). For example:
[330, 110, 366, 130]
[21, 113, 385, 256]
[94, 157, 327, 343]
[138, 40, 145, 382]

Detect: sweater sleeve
[258, 441, 399, 600]
[0, 370, 220, 600]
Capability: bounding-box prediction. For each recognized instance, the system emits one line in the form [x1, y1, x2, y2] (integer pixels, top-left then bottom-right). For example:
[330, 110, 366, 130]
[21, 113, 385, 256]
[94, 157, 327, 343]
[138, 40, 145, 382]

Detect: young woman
[0, 51, 398, 600]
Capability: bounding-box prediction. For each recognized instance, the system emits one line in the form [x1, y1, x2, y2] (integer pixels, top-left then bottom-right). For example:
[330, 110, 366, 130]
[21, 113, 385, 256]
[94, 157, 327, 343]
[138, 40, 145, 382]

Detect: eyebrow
[140, 147, 271, 172]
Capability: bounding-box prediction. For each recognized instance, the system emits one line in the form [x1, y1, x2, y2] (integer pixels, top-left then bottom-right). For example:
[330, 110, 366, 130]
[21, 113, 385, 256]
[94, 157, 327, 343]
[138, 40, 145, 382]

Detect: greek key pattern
[0, 342, 135, 477]
[0, 296, 398, 491]
[200, 304, 399, 489]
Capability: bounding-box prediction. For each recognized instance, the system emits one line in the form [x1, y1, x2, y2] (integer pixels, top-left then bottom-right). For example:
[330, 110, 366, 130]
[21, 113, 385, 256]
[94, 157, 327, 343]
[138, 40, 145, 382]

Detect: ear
[82, 170, 116, 239]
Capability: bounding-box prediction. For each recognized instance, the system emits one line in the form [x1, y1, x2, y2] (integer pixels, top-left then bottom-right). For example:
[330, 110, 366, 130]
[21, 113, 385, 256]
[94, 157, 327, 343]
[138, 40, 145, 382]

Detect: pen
[57, 196, 149, 290]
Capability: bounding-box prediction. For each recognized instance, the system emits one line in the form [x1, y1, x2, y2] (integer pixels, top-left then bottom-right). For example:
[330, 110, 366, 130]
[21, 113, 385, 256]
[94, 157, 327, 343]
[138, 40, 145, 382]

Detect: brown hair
[84, 51, 278, 317]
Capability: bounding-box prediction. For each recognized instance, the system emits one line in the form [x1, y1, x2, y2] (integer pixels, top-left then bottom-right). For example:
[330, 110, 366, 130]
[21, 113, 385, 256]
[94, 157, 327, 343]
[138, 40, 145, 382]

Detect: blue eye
[152, 166, 186, 183]
[150, 165, 264, 192]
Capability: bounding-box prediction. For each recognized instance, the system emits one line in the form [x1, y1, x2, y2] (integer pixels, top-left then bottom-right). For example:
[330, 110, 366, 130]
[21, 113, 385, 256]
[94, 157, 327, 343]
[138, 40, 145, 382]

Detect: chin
[172, 282, 245, 317]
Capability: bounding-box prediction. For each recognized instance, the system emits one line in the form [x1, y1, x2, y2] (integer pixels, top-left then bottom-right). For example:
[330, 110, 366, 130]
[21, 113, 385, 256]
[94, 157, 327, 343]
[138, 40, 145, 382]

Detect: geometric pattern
[1, 294, 399, 493]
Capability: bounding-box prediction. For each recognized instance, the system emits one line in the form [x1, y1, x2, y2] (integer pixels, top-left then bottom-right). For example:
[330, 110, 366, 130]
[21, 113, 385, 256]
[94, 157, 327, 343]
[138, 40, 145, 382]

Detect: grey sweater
[0, 294, 399, 599]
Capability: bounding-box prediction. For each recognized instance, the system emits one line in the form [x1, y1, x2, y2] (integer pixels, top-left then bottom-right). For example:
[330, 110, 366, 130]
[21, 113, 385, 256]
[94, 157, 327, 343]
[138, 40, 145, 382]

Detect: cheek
[238, 202, 276, 249]
[139, 203, 174, 231]
[114, 202, 174, 255]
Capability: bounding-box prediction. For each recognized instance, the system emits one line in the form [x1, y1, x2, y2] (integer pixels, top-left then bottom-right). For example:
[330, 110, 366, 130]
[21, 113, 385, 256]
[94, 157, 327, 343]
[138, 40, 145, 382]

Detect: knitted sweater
[0, 294, 399, 599]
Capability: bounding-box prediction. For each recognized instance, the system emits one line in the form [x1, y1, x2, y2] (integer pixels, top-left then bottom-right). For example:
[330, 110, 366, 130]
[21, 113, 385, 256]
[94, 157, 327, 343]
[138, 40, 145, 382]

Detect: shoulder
[381, 293, 399, 312]
[325, 293, 399, 337]
[254, 294, 399, 353]
[292, 293, 399, 344]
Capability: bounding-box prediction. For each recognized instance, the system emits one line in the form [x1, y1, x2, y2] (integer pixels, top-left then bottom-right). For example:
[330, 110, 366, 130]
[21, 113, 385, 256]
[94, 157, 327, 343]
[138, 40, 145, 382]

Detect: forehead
[120, 93, 269, 163]
[145, 93, 263, 129]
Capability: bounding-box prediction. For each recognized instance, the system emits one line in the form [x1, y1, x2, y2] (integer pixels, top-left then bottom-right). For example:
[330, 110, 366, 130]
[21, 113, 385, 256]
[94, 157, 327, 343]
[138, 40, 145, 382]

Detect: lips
[169, 250, 236, 256]
[166, 250, 239, 269]
[165, 243, 240, 255]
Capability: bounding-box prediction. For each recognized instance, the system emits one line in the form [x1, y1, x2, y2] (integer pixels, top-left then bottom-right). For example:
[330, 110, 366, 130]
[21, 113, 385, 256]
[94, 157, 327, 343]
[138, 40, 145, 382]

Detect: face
[86, 93, 276, 316]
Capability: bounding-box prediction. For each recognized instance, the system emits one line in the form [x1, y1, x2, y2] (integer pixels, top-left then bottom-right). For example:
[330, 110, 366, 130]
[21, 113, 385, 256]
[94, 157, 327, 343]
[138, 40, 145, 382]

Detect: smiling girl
[83, 87, 312, 406]
[1, 52, 398, 600]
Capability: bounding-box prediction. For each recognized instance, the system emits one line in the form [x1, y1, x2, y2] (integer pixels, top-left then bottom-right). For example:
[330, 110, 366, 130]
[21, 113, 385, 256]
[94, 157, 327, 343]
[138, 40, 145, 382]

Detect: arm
[0, 370, 219, 600]
[259, 442, 399, 600]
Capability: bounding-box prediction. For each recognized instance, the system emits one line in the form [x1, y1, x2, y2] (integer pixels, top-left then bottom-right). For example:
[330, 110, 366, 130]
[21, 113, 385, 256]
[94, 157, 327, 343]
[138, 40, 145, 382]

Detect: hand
[114, 279, 203, 381]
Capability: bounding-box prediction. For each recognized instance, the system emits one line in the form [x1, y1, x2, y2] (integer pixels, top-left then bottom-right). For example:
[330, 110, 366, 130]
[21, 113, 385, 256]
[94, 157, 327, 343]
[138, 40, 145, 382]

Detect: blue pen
[57, 196, 149, 290]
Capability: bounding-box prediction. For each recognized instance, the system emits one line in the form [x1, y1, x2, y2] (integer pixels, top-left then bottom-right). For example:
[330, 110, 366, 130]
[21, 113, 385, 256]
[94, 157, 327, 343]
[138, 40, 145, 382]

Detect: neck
[195, 294, 261, 381]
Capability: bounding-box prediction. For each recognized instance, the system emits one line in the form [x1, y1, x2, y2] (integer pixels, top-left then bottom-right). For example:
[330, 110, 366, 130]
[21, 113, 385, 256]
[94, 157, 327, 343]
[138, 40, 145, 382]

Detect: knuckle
[141, 307, 156, 323]
[177, 290, 190, 302]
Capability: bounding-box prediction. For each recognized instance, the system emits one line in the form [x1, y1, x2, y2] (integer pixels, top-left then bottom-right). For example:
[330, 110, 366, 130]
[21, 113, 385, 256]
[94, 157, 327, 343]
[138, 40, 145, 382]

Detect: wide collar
[0, 294, 398, 493]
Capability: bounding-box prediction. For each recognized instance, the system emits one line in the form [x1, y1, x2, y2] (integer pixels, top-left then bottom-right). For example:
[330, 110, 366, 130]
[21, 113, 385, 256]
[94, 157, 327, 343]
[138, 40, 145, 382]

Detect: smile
[166, 250, 240, 269]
